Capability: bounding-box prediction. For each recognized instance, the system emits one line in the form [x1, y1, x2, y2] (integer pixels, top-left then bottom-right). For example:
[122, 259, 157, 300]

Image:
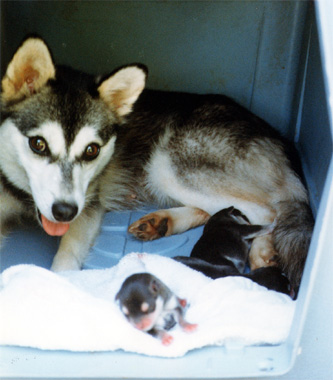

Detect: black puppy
[243, 267, 292, 296]
[174, 207, 292, 296]
[174, 257, 292, 296]
[186, 207, 274, 273]
[115, 273, 197, 345]
[174, 256, 239, 278]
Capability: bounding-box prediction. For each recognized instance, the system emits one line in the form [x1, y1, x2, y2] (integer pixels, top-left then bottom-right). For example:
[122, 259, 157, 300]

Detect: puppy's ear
[2, 37, 55, 102]
[149, 278, 160, 295]
[98, 65, 147, 118]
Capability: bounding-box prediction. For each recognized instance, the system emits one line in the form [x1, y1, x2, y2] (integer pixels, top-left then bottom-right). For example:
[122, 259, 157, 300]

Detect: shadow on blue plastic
[101, 211, 130, 232]
[0, 225, 59, 272]
[84, 210, 204, 270]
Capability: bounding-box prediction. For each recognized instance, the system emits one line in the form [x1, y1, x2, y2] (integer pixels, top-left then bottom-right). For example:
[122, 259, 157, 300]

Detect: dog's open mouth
[38, 212, 70, 237]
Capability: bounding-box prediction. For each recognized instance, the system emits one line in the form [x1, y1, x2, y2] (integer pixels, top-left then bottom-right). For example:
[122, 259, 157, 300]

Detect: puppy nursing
[191, 206, 276, 273]
[175, 207, 292, 297]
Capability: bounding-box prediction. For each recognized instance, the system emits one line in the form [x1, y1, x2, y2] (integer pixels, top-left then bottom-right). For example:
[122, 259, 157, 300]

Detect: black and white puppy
[115, 273, 197, 345]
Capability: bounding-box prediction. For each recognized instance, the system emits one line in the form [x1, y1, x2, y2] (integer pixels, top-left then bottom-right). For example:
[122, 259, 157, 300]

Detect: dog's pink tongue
[41, 215, 70, 236]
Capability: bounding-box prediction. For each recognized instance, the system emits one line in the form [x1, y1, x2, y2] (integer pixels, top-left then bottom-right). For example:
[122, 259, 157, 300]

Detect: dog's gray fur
[0, 37, 313, 288]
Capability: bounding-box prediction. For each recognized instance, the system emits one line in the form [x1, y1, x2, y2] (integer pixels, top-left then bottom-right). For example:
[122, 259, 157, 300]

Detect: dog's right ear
[1, 37, 55, 102]
[98, 64, 147, 118]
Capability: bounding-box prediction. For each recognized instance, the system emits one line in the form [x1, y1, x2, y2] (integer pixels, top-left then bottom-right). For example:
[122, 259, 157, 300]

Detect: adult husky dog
[0, 37, 313, 288]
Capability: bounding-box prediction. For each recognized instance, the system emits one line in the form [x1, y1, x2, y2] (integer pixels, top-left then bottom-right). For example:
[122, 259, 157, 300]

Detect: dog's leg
[248, 235, 279, 270]
[128, 207, 210, 241]
[51, 205, 105, 272]
[0, 192, 25, 249]
[0, 222, 9, 250]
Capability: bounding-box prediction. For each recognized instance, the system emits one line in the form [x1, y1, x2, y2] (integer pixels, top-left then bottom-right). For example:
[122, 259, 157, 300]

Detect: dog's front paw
[51, 253, 81, 272]
[128, 212, 170, 241]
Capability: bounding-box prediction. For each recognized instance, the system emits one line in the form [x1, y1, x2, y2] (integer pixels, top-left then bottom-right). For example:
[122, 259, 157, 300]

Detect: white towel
[0, 253, 295, 357]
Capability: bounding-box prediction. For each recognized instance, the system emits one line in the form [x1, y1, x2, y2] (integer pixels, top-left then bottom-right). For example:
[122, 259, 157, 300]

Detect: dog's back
[102, 90, 313, 288]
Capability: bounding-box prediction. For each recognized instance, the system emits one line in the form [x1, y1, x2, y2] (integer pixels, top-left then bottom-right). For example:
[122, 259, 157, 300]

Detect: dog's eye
[29, 136, 49, 156]
[82, 143, 100, 161]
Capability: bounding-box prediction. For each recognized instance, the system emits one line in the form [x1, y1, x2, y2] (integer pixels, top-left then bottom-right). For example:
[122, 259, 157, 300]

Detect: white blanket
[0, 253, 295, 357]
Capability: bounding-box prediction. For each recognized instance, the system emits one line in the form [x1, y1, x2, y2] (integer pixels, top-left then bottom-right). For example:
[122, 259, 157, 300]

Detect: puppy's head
[116, 273, 164, 331]
[1, 37, 147, 236]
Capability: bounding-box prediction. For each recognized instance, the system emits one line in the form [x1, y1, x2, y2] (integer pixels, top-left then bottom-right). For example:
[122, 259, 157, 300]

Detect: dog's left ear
[2, 37, 55, 102]
[98, 65, 147, 117]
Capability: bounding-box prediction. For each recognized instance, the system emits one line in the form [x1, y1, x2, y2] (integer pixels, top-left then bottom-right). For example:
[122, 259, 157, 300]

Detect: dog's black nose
[52, 202, 78, 222]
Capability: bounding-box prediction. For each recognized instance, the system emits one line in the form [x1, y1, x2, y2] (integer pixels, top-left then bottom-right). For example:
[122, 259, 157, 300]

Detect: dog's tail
[273, 201, 314, 290]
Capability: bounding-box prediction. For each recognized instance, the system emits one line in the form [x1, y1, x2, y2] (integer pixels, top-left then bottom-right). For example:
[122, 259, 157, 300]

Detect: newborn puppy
[174, 257, 292, 296]
[243, 267, 293, 297]
[173, 256, 239, 279]
[174, 207, 292, 296]
[115, 273, 197, 345]
[190, 207, 275, 273]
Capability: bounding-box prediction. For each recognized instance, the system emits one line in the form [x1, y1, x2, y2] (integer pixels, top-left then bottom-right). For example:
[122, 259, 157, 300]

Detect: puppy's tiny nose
[52, 202, 78, 222]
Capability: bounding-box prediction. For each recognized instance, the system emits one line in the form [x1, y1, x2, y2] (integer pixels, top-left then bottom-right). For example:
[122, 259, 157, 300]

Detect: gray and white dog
[0, 37, 313, 288]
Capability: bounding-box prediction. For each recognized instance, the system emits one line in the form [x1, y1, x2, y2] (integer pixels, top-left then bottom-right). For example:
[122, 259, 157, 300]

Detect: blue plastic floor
[0, 208, 203, 272]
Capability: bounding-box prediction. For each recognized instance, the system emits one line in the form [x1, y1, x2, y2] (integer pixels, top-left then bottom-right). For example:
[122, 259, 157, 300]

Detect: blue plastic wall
[1, 1, 307, 139]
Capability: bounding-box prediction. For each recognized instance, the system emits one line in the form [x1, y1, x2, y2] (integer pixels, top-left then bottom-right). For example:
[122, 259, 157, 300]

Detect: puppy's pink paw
[178, 298, 187, 308]
[182, 322, 198, 333]
[161, 333, 174, 346]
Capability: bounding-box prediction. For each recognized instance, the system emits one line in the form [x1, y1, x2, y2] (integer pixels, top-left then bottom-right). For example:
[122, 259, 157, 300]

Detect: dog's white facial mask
[0, 118, 116, 235]
[28, 123, 116, 233]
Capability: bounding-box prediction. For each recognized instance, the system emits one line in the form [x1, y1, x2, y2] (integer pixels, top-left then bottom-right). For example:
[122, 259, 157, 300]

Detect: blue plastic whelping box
[0, 1, 332, 379]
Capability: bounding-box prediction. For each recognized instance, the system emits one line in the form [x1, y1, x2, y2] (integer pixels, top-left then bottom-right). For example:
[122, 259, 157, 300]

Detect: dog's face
[0, 38, 147, 235]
